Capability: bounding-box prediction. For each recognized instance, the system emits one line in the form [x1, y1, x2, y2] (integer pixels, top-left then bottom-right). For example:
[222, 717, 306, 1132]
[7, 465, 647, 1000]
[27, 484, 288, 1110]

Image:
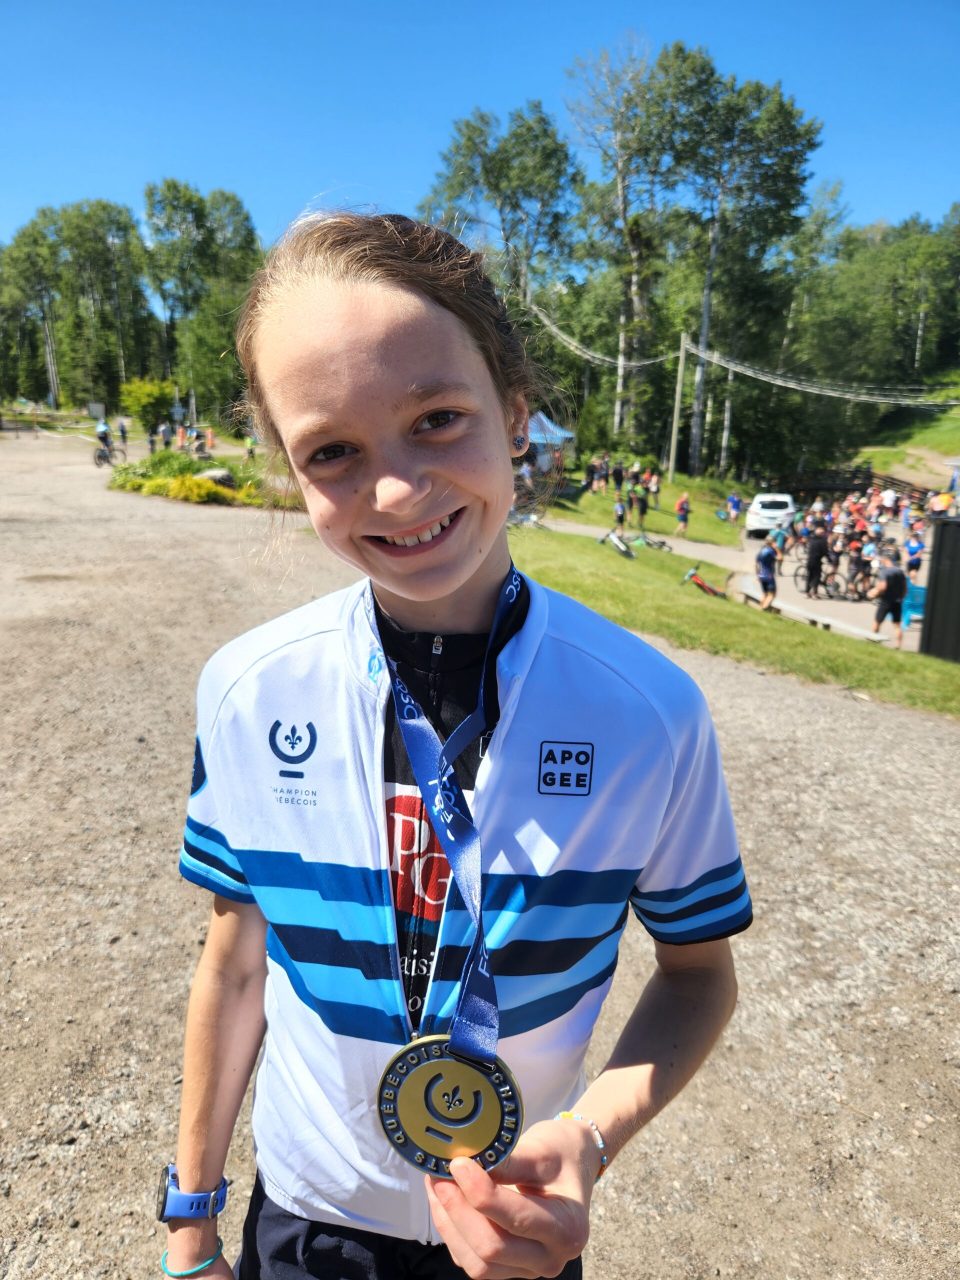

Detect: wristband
[160, 1237, 224, 1277]
[555, 1111, 608, 1180]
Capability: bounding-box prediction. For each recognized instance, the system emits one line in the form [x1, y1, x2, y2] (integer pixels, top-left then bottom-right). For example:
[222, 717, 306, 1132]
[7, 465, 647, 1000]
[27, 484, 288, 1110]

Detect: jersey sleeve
[178, 669, 256, 904]
[629, 689, 752, 945]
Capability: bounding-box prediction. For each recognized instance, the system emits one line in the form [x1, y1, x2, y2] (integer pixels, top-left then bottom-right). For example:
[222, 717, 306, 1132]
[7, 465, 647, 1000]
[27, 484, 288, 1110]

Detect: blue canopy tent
[528, 412, 574, 450]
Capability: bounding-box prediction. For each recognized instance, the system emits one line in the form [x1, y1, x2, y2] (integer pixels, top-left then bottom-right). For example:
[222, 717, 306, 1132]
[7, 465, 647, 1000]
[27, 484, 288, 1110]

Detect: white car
[745, 493, 797, 537]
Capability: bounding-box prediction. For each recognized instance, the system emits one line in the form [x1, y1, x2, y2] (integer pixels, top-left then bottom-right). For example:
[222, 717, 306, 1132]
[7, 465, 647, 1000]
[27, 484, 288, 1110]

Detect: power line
[522, 297, 960, 408]
[684, 341, 960, 408]
[524, 300, 676, 371]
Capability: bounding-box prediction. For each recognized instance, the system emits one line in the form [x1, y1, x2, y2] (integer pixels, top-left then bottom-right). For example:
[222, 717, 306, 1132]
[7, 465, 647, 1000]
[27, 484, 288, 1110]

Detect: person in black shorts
[870, 549, 907, 649]
[805, 523, 828, 598]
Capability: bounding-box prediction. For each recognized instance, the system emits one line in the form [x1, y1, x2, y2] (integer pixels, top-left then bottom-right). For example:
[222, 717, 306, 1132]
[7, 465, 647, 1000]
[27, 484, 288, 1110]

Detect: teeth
[382, 513, 455, 546]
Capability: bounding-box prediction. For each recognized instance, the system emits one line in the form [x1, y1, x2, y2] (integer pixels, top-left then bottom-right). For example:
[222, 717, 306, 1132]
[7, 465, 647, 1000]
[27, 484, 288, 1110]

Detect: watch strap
[161, 1165, 228, 1220]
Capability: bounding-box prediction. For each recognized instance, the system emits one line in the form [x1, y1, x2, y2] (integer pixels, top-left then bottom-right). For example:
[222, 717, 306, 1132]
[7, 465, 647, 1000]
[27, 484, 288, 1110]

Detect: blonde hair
[236, 212, 551, 464]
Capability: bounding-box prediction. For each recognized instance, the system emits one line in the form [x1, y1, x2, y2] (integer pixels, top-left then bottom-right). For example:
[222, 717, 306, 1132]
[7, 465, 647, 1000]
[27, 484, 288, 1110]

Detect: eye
[308, 442, 354, 466]
[418, 410, 458, 433]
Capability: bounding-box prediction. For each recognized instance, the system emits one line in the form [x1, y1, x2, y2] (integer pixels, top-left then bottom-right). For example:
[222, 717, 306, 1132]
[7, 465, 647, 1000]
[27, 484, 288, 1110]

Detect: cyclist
[903, 531, 925, 581]
[756, 534, 780, 611]
[95, 418, 112, 452]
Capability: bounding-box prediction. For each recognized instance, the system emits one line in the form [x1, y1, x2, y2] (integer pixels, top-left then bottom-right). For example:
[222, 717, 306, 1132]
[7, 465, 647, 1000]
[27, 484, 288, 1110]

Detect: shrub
[234, 482, 264, 507]
[142, 477, 173, 497]
[166, 474, 235, 504]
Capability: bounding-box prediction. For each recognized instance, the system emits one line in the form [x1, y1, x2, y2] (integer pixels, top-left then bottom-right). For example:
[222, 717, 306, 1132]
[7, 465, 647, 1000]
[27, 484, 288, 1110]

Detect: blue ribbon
[371, 566, 523, 1064]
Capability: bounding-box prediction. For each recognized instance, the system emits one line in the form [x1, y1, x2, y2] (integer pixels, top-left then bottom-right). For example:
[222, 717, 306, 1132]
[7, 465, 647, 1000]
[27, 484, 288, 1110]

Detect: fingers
[425, 1175, 545, 1280]
[425, 1157, 589, 1280]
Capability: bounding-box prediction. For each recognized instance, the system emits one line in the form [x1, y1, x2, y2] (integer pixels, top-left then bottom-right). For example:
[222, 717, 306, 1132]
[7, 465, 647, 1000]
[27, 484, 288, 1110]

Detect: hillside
[855, 375, 960, 490]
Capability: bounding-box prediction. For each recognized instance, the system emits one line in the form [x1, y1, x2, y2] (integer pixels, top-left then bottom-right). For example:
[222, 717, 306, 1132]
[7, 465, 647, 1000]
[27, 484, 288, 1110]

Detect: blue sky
[3, 0, 957, 247]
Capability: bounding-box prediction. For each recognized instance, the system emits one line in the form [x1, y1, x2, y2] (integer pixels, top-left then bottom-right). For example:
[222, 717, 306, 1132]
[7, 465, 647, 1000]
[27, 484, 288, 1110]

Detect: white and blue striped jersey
[180, 576, 751, 1241]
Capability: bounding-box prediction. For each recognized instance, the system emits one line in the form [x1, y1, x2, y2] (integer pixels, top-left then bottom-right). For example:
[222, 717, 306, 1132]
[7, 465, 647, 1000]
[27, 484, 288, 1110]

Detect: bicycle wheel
[109, 446, 127, 464]
[793, 563, 809, 593]
[824, 570, 847, 600]
[94, 448, 107, 468]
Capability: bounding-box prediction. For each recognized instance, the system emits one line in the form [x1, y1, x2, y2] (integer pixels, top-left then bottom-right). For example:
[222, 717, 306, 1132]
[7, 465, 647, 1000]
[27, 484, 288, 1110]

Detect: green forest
[2, 42, 958, 479]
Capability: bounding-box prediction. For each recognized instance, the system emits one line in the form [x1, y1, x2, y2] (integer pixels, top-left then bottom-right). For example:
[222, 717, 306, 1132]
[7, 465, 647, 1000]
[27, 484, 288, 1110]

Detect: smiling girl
[159, 214, 752, 1280]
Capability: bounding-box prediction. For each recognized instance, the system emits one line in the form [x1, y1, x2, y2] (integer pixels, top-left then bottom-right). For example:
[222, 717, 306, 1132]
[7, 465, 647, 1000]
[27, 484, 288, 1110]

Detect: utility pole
[668, 332, 687, 483]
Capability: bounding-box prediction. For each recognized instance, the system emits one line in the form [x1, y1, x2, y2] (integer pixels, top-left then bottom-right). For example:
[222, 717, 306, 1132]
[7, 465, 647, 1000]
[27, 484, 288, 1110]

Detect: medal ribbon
[373, 565, 523, 1065]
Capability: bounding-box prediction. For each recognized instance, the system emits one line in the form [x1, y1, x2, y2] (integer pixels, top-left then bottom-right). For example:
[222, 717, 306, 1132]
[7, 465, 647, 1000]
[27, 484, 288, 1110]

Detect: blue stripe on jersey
[466, 868, 641, 913]
[266, 928, 407, 1044]
[427, 927, 622, 1021]
[272, 924, 395, 979]
[433, 906, 629, 981]
[183, 835, 249, 887]
[638, 878, 747, 925]
[180, 851, 255, 903]
[630, 857, 745, 906]
[633, 886, 753, 943]
[419, 953, 619, 1040]
[184, 817, 247, 880]
[180, 830, 749, 1035]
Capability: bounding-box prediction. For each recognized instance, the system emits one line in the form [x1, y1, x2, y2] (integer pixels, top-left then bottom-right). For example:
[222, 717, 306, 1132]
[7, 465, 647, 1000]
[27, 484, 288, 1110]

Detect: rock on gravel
[1, 436, 958, 1280]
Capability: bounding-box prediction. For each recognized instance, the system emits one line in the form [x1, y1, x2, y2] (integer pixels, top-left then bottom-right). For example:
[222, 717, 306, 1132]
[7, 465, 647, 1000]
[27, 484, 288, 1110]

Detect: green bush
[234, 482, 264, 507]
[141, 477, 173, 497]
[167, 475, 235, 504]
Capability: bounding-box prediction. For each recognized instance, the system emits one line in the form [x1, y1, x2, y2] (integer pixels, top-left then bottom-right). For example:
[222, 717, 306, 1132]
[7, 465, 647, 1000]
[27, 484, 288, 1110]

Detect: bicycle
[625, 531, 673, 553]
[597, 530, 635, 558]
[793, 561, 847, 600]
[93, 442, 126, 467]
[681, 564, 729, 598]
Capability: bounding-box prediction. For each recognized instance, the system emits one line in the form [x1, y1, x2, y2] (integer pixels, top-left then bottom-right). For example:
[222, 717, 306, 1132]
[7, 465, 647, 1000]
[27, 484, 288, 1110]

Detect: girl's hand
[425, 1117, 599, 1279]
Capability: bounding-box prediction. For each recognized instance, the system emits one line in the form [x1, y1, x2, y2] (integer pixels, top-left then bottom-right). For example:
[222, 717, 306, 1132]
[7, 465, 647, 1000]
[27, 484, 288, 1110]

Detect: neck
[372, 552, 512, 635]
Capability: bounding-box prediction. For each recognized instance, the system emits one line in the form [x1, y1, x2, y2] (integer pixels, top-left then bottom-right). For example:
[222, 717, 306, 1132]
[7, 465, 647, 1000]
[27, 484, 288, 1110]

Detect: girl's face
[255, 277, 526, 631]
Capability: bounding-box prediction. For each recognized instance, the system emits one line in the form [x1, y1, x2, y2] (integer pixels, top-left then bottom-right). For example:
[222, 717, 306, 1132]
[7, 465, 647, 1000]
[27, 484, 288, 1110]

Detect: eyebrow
[393, 380, 475, 412]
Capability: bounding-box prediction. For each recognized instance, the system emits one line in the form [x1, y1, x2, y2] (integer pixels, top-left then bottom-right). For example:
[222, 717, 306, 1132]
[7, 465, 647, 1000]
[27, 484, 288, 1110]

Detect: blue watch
[156, 1164, 228, 1222]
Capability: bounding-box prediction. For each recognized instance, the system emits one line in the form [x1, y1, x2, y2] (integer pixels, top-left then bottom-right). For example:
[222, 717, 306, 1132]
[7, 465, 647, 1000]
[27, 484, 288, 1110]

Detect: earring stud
[513, 436, 526, 450]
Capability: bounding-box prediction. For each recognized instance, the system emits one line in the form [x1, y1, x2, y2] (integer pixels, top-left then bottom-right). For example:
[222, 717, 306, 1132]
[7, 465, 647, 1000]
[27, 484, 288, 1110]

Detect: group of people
[755, 486, 931, 648]
[585, 455, 661, 507]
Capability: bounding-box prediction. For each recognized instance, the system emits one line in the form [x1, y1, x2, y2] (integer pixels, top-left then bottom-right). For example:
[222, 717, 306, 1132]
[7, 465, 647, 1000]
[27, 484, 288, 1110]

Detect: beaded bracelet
[160, 1237, 224, 1278]
[555, 1111, 609, 1180]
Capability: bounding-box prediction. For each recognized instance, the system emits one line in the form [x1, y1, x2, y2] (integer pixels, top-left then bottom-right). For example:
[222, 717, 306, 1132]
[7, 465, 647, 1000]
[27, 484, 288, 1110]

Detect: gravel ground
[2, 434, 958, 1279]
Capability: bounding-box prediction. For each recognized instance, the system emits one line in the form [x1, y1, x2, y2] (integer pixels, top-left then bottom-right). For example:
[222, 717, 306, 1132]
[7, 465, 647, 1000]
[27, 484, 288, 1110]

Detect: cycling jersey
[180, 576, 751, 1241]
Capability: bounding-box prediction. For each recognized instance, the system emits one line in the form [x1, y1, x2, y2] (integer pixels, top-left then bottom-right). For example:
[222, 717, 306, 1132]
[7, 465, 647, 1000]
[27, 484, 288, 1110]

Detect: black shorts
[875, 598, 903, 625]
[237, 1175, 583, 1280]
[758, 576, 777, 596]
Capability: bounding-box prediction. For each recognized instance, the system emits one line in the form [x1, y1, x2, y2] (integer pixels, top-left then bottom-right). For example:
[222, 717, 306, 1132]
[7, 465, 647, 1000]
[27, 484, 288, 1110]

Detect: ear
[508, 395, 530, 458]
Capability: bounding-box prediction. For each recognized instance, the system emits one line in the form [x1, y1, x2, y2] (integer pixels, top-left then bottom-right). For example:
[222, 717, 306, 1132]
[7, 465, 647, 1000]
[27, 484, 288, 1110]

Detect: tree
[651, 44, 820, 473]
[568, 45, 672, 437]
[3, 209, 63, 405]
[174, 190, 261, 422]
[120, 376, 176, 428]
[144, 179, 214, 375]
[420, 102, 583, 301]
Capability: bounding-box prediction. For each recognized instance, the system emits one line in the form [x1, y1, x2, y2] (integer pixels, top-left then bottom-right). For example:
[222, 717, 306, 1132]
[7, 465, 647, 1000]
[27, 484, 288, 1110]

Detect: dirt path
[2, 434, 958, 1279]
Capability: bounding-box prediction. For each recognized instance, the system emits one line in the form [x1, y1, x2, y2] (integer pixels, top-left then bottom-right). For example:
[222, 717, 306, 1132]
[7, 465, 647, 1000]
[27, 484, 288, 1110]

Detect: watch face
[156, 1164, 171, 1221]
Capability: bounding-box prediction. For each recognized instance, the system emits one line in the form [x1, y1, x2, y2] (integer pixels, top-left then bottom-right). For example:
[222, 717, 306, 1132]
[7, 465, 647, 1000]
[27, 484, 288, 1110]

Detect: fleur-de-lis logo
[268, 720, 318, 766]
[442, 1085, 464, 1112]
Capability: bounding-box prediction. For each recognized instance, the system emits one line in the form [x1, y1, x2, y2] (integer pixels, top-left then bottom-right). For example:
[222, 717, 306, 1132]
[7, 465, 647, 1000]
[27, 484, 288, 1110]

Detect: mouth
[368, 508, 463, 553]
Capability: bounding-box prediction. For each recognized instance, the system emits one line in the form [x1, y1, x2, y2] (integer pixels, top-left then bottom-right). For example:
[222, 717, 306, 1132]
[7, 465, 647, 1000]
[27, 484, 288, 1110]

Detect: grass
[509, 526, 960, 720]
[855, 373, 960, 476]
[549, 473, 751, 547]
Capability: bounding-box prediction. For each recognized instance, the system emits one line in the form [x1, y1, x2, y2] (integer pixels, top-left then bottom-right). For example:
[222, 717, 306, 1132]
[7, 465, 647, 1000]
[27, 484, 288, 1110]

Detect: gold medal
[377, 1034, 523, 1178]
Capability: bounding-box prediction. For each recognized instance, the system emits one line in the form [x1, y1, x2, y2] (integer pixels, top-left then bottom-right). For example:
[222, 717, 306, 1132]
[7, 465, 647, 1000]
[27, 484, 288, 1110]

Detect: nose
[368, 446, 432, 515]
